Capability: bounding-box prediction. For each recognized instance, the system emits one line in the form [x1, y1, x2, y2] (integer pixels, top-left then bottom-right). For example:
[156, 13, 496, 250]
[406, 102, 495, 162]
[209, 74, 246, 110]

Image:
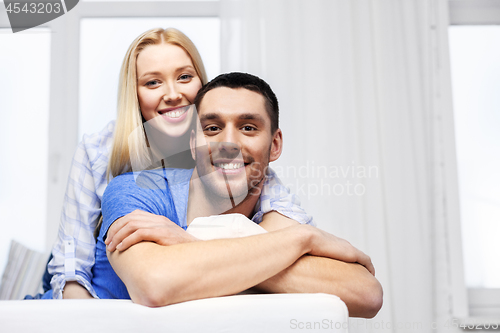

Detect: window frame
[0, 1, 220, 250]
[448, 0, 500, 326]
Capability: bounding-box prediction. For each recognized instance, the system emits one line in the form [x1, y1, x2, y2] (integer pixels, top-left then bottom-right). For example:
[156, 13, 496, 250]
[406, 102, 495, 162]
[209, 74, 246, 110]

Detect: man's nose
[215, 128, 240, 155]
[216, 141, 240, 155]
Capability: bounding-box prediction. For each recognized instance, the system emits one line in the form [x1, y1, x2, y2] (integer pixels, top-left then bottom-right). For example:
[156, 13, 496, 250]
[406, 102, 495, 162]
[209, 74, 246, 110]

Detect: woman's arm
[252, 167, 315, 226]
[47, 121, 114, 299]
[62, 282, 93, 299]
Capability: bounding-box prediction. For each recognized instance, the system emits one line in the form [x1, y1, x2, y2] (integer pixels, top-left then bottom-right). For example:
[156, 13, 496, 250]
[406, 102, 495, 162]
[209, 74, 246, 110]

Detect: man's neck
[186, 169, 262, 225]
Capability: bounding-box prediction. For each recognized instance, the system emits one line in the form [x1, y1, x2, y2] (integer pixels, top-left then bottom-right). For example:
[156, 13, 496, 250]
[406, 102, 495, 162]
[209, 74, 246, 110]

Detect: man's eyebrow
[199, 113, 221, 122]
[238, 113, 266, 122]
[199, 113, 266, 123]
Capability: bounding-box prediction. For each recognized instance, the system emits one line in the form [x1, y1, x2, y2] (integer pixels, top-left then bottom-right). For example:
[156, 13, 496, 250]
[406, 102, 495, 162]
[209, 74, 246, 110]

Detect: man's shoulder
[106, 169, 167, 194]
[100, 168, 191, 241]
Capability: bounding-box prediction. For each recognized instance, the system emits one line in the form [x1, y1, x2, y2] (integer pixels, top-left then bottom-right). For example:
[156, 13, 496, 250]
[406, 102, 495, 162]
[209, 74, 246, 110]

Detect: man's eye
[204, 126, 220, 132]
[242, 125, 256, 131]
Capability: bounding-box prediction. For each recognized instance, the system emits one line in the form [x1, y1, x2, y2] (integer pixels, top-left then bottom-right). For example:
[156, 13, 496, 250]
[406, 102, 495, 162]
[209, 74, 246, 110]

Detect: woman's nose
[162, 84, 182, 103]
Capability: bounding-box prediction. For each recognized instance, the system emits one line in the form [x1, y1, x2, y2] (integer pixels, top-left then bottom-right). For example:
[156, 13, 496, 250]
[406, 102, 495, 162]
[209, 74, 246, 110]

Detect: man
[92, 73, 382, 318]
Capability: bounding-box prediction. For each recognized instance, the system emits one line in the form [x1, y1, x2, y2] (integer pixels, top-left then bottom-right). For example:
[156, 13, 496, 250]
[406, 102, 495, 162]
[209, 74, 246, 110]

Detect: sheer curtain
[220, 0, 466, 331]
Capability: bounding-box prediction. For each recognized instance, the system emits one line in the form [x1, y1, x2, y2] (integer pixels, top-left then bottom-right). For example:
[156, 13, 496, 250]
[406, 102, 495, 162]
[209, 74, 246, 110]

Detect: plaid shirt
[48, 121, 314, 299]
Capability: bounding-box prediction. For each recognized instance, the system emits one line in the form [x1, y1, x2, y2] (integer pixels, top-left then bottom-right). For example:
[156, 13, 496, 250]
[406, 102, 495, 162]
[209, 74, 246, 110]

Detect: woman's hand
[105, 209, 198, 252]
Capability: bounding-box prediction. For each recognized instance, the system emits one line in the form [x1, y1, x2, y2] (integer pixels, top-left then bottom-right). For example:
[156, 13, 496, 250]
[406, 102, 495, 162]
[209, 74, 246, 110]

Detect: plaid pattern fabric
[48, 121, 114, 299]
[252, 168, 314, 226]
[47, 121, 313, 299]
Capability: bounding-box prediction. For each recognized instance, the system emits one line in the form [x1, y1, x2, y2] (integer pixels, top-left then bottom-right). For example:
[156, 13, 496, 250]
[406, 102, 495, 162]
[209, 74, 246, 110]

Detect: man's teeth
[215, 163, 244, 170]
[163, 109, 186, 118]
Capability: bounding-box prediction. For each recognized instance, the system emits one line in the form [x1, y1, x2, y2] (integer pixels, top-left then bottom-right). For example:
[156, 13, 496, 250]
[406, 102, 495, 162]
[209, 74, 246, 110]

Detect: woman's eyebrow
[138, 71, 162, 79]
[138, 66, 195, 80]
[176, 65, 196, 72]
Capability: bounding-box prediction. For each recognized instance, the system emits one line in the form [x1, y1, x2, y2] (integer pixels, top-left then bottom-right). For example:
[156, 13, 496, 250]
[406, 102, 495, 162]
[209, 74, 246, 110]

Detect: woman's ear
[269, 129, 283, 162]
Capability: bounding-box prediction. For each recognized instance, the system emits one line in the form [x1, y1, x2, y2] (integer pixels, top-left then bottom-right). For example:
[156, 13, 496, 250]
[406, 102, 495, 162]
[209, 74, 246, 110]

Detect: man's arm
[256, 212, 383, 318]
[106, 210, 382, 317]
[108, 225, 309, 307]
[107, 221, 374, 310]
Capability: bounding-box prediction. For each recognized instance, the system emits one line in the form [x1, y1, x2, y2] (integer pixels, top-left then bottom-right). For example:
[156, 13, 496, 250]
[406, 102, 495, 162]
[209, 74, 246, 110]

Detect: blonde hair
[107, 28, 208, 179]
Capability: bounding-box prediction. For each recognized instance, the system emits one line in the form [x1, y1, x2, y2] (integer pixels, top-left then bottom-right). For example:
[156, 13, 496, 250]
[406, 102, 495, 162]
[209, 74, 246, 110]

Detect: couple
[46, 28, 382, 318]
[95, 72, 382, 318]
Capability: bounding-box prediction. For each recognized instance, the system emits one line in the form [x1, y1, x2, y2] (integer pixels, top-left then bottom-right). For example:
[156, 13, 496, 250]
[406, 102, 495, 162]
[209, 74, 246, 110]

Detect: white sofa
[0, 293, 348, 332]
[1, 215, 349, 332]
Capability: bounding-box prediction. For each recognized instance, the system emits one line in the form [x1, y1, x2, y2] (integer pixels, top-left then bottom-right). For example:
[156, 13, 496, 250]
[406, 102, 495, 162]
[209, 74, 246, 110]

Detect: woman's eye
[179, 74, 193, 81]
[145, 80, 160, 87]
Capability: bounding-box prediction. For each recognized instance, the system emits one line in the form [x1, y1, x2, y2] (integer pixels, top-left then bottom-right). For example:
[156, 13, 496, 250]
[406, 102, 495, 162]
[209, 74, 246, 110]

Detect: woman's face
[136, 43, 202, 136]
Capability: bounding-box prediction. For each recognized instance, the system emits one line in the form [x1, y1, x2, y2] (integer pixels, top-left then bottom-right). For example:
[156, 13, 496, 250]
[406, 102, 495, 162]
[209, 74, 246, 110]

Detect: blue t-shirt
[91, 168, 193, 299]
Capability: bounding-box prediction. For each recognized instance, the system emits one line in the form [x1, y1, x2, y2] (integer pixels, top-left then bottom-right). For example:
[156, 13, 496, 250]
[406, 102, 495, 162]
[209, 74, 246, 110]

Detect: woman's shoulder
[76, 120, 115, 166]
[80, 120, 115, 150]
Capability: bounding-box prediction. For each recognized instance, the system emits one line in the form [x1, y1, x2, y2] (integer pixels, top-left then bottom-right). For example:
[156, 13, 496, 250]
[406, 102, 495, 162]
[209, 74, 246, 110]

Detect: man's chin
[199, 178, 246, 203]
[214, 185, 248, 203]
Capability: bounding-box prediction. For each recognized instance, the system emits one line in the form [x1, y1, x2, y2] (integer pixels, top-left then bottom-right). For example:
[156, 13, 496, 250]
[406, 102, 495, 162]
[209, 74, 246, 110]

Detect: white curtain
[220, 0, 466, 332]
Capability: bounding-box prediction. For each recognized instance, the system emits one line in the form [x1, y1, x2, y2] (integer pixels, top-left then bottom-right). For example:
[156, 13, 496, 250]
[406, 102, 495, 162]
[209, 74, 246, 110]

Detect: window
[0, 28, 51, 272]
[79, 17, 220, 138]
[0, 1, 220, 259]
[449, 25, 500, 290]
[448, 0, 500, 321]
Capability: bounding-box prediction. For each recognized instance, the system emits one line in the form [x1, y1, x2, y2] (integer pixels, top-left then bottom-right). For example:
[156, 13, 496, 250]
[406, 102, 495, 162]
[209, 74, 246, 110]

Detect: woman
[46, 28, 313, 299]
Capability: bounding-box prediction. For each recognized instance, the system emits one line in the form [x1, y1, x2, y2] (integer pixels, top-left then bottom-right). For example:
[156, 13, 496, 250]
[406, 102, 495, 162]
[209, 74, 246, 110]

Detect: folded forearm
[109, 225, 310, 306]
[254, 255, 383, 318]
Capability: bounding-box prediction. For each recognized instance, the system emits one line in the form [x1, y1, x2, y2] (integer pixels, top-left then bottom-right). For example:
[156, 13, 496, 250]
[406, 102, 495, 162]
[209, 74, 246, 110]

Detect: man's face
[191, 87, 282, 203]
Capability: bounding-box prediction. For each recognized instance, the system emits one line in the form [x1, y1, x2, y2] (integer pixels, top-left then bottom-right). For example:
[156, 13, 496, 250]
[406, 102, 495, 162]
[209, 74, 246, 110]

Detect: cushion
[0, 240, 49, 300]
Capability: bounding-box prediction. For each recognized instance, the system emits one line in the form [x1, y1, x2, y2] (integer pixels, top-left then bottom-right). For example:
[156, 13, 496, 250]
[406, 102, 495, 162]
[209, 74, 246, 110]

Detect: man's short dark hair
[194, 72, 279, 134]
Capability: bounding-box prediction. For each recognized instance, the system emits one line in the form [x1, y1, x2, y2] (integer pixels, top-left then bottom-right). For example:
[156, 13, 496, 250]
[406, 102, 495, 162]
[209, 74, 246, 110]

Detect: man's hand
[258, 212, 381, 318]
[304, 225, 375, 275]
[105, 210, 198, 252]
[261, 212, 375, 275]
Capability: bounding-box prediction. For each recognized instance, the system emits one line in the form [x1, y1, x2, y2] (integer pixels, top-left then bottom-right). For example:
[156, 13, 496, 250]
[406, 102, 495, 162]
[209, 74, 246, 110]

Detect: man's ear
[190, 129, 197, 161]
[269, 128, 283, 162]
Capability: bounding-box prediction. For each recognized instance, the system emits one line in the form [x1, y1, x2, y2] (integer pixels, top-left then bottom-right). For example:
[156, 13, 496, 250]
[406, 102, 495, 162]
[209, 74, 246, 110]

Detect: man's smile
[211, 158, 247, 175]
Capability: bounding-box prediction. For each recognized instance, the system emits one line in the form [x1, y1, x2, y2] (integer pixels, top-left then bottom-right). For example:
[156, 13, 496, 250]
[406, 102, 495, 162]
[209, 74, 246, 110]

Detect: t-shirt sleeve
[100, 171, 175, 241]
